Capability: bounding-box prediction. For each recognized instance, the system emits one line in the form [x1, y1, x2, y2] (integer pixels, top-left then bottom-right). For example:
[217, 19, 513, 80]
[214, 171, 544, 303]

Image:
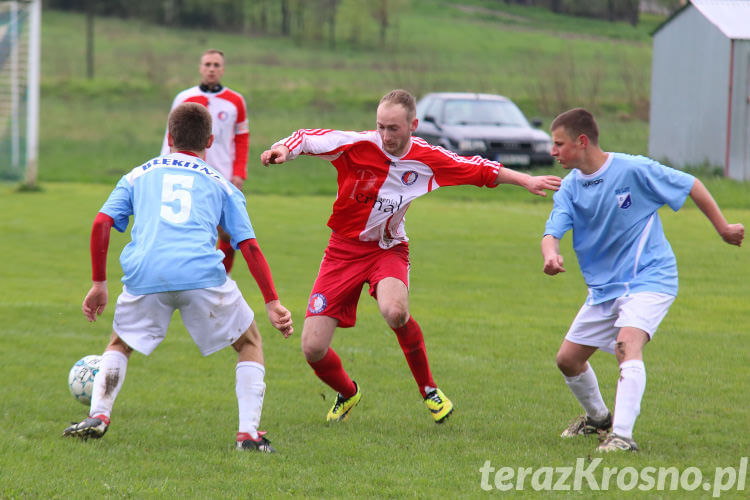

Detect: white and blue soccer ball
[68, 355, 102, 405]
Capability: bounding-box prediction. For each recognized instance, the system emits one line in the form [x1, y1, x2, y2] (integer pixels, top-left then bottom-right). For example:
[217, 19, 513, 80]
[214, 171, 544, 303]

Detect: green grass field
[2, 1, 749, 497]
[0, 182, 748, 498]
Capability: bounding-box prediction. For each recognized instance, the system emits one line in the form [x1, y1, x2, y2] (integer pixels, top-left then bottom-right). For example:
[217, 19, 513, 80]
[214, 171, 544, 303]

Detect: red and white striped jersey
[276, 129, 502, 248]
[161, 85, 249, 180]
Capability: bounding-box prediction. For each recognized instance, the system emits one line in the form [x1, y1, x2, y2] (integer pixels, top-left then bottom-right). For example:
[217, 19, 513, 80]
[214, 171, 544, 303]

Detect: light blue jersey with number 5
[100, 152, 255, 295]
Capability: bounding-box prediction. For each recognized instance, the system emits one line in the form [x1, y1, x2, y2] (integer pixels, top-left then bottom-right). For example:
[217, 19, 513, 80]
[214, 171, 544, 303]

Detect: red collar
[175, 150, 200, 158]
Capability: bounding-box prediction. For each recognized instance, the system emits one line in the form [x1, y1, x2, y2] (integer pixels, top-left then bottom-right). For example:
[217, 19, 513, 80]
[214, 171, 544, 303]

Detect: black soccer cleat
[63, 414, 110, 440]
[236, 431, 276, 453]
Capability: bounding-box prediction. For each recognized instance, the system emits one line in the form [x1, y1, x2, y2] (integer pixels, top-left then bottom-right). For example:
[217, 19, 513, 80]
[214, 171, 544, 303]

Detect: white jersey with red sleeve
[275, 129, 502, 248]
[161, 85, 249, 180]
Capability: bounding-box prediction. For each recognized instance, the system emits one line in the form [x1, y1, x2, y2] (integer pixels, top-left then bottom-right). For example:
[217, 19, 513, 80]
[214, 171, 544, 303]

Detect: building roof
[653, 0, 750, 39]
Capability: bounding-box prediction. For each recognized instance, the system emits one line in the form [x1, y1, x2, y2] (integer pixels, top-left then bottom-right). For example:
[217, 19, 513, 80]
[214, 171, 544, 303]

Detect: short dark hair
[168, 102, 212, 151]
[379, 89, 416, 120]
[550, 108, 599, 145]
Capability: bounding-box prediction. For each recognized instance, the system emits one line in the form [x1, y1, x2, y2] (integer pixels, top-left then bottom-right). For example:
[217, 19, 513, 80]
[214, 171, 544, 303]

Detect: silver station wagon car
[414, 92, 553, 167]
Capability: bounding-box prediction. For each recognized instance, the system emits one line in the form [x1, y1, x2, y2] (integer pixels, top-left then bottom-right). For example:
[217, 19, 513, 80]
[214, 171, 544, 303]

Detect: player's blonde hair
[550, 108, 599, 145]
[201, 48, 224, 61]
[169, 102, 212, 151]
[379, 89, 416, 121]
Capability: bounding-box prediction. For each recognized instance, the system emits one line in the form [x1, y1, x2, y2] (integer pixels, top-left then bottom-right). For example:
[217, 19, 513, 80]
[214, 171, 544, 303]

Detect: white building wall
[649, 5, 730, 169]
[727, 40, 750, 181]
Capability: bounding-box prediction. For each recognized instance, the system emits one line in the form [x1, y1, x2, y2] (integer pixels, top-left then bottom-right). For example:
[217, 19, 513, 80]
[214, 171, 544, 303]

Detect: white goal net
[0, 0, 39, 185]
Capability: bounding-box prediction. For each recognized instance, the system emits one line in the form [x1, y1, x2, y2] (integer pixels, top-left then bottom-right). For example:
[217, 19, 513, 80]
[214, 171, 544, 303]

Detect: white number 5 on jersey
[160, 174, 194, 224]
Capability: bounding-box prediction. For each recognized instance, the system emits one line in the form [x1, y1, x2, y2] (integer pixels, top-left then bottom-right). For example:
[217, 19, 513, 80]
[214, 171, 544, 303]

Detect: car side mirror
[531, 118, 543, 128]
[423, 114, 442, 131]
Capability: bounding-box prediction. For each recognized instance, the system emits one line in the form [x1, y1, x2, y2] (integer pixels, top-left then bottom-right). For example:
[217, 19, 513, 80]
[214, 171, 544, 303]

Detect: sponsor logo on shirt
[352, 192, 404, 213]
[127, 156, 232, 194]
[401, 170, 418, 185]
[217, 111, 228, 121]
[615, 187, 632, 209]
[582, 178, 603, 188]
[308, 293, 327, 314]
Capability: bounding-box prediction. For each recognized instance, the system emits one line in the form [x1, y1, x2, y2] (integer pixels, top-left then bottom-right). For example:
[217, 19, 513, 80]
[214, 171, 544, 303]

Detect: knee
[233, 326, 262, 353]
[556, 351, 584, 377]
[301, 330, 327, 362]
[614, 340, 640, 363]
[107, 332, 133, 357]
[382, 305, 409, 330]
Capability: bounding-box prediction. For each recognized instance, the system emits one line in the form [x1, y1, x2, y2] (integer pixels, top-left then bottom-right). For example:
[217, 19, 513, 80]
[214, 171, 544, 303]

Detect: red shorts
[306, 232, 410, 328]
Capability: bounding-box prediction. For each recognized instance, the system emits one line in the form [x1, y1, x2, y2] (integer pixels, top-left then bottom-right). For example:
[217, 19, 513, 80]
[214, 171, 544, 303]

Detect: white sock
[563, 364, 609, 420]
[236, 361, 266, 440]
[612, 360, 646, 439]
[89, 350, 128, 419]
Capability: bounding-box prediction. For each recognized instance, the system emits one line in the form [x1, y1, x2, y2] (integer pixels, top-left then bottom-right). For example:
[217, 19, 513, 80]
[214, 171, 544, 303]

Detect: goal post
[0, 0, 40, 187]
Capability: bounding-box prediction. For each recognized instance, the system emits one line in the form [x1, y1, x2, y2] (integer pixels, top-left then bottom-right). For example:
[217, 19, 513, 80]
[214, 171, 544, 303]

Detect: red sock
[307, 348, 357, 398]
[218, 239, 235, 273]
[393, 317, 435, 398]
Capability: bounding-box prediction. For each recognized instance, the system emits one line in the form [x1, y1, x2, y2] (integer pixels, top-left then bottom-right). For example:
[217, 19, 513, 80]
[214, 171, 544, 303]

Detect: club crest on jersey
[615, 188, 632, 209]
[308, 293, 327, 314]
[217, 111, 228, 121]
[401, 171, 418, 185]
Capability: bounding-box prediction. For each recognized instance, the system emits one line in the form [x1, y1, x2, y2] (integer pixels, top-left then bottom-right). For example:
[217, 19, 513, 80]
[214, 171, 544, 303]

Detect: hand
[543, 254, 566, 275]
[526, 175, 561, 197]
[265, 300, 293, 338]
[720, 223, 744, 247]
[82, 281, 108, 322]
[230, 175, 244, 190]
[260, 146, 289, 166]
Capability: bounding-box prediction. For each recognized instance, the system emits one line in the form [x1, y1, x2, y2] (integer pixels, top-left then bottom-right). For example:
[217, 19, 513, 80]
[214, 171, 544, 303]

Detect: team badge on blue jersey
[401, 171, 418, 185]
[308, 293, 327, 314]
[615, 188, 632, 209]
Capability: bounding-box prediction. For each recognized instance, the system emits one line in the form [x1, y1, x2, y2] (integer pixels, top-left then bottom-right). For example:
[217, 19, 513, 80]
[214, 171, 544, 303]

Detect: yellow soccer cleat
[424, 388, 453, 424]
[326, 381, 362, 422]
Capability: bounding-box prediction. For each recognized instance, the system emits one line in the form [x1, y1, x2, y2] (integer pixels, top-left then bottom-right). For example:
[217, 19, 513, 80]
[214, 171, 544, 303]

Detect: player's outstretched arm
[238, 238, 294, 337]
[541, 234, 566, 275]
[689, 179, 744, 247]
[83, 212, 114, 322]
[495, 168, 561, 197]
[260, 145, 290, 167]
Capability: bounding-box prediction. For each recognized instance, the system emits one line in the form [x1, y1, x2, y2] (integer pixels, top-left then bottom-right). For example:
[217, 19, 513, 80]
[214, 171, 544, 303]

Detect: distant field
[0, 182, 748, 498]
[38, 1, 657, 189]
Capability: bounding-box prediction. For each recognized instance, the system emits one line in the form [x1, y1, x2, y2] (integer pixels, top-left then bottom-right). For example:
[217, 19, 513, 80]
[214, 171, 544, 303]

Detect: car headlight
[457, 139, 487, 151]
[533, 140, 552, 153]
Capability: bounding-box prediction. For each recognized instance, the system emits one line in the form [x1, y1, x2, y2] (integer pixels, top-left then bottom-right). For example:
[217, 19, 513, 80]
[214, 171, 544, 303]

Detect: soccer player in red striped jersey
[261, 89, 561, 424]
[161, 49, 249, 274]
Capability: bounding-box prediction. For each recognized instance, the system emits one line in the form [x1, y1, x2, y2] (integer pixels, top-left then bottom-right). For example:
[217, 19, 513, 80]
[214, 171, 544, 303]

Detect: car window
[425, 98, 442, 121]
[442, 99, 529, 127]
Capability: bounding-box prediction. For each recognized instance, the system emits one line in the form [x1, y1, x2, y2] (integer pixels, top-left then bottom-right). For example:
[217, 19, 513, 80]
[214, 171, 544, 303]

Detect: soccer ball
[68, 355, 102, 405]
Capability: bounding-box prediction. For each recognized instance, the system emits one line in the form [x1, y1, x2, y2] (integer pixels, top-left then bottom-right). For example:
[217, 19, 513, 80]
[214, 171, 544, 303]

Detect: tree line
[45, 0, 683, 45]
[503, 0, 682, 27]
[44, 0, 407, 48]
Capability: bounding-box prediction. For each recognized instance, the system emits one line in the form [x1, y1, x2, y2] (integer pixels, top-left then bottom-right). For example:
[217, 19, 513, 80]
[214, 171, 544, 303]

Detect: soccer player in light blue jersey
[541, 108, 744, 453]
[63, 102, 294, 453]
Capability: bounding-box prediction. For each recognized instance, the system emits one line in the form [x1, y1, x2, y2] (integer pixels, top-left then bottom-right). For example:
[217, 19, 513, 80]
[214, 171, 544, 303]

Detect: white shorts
[565, 292, 675, 354]
[113, 278, 254, 356]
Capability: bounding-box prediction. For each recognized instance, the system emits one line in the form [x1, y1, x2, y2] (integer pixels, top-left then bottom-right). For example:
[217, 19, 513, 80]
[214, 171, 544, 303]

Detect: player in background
[541, 108, 744, 452]
[161, 49, 249, 274]
[64, 102, 293, 453]
[261, 89, 561, 425]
